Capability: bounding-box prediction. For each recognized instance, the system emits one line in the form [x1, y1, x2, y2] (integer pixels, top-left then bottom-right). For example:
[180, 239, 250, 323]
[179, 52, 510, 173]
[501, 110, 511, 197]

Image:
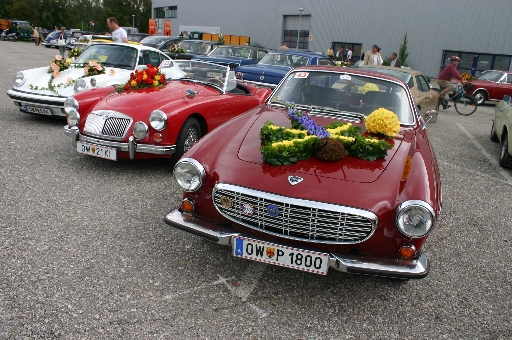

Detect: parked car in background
[194, 44, 269, 70]
[166, 65, 441, 280]
[65, 30, 93, 49]
[165, 40, 223, 60]
[7, 43, 181, 118]
[491, 95, 512, 168]
[362, 65, 440, 116]
[41, 30, 71, 48]
[459, 70, 512, 105]
[127, 32, 151, 43]
[140, 35, 182, 51]
[63, 60, 272, 162]
[235, 50, 333, 88]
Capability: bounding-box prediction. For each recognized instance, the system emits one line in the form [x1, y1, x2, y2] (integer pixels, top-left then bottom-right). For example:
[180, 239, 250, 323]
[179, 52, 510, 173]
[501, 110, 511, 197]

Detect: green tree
[398, 32, 409, 67]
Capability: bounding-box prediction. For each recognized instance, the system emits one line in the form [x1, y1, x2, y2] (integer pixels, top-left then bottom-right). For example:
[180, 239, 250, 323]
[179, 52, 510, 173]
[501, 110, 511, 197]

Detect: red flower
[124, 84, 131, 91]
[145, 77, 153, 85]
[136, 77, 142, 85]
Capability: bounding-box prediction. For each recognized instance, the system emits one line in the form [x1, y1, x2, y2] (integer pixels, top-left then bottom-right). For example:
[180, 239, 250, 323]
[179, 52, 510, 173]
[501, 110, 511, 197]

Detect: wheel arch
[186, 112, 207, 136]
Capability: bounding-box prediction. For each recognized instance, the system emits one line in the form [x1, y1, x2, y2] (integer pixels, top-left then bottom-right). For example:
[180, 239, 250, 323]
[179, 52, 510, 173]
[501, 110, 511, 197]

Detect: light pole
[296, 7, 304, 50]
[132, 15, 135, 28]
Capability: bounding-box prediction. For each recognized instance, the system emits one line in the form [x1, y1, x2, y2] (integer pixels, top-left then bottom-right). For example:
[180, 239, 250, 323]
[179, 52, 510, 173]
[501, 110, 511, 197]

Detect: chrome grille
[213, 183, 377, 244]
[83, 110, 132, 141]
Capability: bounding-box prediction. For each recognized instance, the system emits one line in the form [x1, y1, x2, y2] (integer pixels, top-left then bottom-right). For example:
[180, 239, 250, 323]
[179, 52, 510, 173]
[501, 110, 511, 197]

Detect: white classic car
[7, 43, 185, 117]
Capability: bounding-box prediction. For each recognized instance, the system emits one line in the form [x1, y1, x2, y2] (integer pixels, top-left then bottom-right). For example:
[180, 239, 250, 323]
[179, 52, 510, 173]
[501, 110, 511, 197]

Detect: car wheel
[473, 90, 486, 106]
[175, 117, 201, 159]
[499, 131, 512, 168]
[490, 121, 499, 143]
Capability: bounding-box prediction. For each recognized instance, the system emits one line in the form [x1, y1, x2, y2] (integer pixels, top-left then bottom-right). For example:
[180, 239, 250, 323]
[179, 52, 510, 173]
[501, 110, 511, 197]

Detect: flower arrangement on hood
[170, 44, 185, 53]
[83, 61, 105, 77]
[47, 55, 72, 76]
[364, 108, 401, 138]
[117, 64, 166, 92]
[69, 47, 83, 59]
[259, 102, 395, 165]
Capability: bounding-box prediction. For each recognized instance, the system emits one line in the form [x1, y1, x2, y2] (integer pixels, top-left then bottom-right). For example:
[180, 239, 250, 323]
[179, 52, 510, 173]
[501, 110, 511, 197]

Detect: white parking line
[456, 122, 512, 185]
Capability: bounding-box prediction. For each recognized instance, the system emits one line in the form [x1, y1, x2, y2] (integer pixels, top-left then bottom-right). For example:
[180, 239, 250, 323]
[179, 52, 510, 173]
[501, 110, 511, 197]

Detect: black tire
[499, 131, 512, 168]
[490, 121, 499, 142]
[473, 90, 487, 106]
[454, 95, 477, 116]
[435, 99, 441, 113]
[175, 117, 201, 160]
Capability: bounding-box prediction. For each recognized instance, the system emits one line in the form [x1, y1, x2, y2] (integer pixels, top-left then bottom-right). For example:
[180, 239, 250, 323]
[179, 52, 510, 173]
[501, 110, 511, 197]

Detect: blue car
[193, 44, 269, 70]
[234, 51, 333, 88]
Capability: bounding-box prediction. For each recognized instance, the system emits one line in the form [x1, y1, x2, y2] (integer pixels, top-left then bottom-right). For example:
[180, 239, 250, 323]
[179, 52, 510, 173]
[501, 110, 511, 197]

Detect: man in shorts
[437, 56, 465, 109]
[107, 17, 128, 43]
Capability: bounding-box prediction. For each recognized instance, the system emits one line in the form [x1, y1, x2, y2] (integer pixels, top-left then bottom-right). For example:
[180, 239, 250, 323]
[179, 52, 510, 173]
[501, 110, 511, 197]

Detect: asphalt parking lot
[1, 42, 511, 339]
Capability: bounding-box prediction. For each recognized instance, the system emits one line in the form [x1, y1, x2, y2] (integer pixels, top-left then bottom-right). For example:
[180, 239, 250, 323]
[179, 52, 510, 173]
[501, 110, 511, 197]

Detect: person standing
[336, 47, 343, 61]
[363, 45, 382, 65]
[326, 46, 334, 59]
[57, 27, 68, 58]
[278, 43, 289, 51]
[107, 17, 128, 43]
[346, 48, 352, 62]
[390, 52, 402, 67]
[33, 27, 39, 45]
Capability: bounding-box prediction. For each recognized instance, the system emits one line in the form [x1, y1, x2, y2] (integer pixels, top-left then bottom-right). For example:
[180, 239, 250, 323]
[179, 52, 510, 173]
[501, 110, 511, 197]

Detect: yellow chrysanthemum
[142, 73, 147, 80]
[360, 83, 379, 94]
[153, 80, 159, 86]
[66, 58, 72, 64]
[364, 108, 400, 138]
[154, 75, 161, 81]
[332, 135, 355, 143]
[326, 123, 352, 134]
[284, 128, 305, 135]
[130, 80, 137, 87]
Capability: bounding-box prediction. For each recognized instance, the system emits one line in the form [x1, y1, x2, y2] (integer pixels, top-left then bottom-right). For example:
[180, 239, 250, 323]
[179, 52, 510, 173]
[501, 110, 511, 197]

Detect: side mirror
[422, 110, 438, 124]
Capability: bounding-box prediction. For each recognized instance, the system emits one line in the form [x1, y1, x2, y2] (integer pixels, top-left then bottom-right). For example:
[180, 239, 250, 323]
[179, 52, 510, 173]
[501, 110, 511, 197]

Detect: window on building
[283, 30, 309, 50]
[154, 6, 177, 18]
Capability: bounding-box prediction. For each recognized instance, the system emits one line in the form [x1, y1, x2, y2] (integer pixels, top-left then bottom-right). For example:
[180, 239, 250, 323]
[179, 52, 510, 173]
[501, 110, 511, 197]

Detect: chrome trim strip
[212, 183, 378, 245]
[164, 208, 429, 279]
[239, 80, 277, 89]
[63, 125, 176, 159]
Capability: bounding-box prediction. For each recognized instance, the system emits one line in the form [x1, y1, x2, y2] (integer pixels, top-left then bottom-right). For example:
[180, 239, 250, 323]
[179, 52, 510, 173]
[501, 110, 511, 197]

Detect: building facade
[151, 0, 512, 77]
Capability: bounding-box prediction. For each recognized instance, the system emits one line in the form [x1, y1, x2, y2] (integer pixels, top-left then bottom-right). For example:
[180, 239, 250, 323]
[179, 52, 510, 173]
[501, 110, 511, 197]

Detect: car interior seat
[362, 91, 400, 109]
[302, 85, 339, 108]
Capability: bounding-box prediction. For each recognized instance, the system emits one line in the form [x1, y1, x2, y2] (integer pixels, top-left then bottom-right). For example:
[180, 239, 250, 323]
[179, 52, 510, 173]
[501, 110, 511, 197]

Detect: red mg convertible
[166, 65, 441, 280]
[63, 60, 271, 161]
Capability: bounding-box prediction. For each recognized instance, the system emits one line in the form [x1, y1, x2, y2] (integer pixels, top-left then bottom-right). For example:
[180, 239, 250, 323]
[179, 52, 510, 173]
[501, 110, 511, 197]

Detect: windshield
[74, 45, 138, 70]
[268, 70, 415, 124]
[478, 70, 504, 82]
[178, 41, 213, 54]
[208, 46, 252, 58]
[259, 53, 308, 67]
[169, 60, 236, 92]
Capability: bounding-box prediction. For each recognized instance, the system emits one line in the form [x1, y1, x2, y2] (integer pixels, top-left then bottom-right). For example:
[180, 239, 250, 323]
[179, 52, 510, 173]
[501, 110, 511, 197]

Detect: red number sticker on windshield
[294, 72, 309, 78]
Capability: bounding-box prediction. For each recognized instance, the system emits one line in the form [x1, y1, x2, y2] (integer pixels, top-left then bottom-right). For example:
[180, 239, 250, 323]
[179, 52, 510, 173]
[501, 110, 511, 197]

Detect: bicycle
[436, 83, 478, 116]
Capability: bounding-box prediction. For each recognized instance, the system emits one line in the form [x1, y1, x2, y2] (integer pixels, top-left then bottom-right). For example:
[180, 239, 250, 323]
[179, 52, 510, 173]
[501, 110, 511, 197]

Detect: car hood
[237, 64, 290, 77]
[236, 108, 405, 183]
[102, 81, 218, 109]
[19, 66, 133, 96]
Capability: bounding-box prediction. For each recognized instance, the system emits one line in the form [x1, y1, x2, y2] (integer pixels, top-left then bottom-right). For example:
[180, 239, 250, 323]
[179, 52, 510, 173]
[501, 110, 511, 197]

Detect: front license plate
[233, 236, 329, 275]
[207, 72, 222, 78]
[23, 105, 52, 115]
[77, 142, 117, 161]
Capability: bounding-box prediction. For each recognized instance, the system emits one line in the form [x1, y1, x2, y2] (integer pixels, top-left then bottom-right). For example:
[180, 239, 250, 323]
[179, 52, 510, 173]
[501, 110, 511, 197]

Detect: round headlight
[149, 110, 167, 131]
[64, 97, 79, 114]
[396, 201, 435, 238]
[173, 158, 205, 192]
[67, 110, 80, 127]
[74, 78, 87, 93]
[133, 121, 148, 140]
[13, 72, 25, 87]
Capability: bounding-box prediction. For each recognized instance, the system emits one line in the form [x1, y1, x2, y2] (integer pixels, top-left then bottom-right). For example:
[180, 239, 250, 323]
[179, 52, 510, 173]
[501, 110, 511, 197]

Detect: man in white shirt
[363, 45, 382, 66]
[107, 17, 128, 43]
[346, 48, 352, 62]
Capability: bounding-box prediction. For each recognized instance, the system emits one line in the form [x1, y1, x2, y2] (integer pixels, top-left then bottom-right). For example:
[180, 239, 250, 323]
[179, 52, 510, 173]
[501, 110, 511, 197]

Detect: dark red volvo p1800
[166, 65, 441, 279]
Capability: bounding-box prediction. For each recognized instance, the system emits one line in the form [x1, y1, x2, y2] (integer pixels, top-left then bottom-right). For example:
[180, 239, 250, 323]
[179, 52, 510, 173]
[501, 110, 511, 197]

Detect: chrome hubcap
[474, 92, 484, 104]
[184, 129, 198, 152]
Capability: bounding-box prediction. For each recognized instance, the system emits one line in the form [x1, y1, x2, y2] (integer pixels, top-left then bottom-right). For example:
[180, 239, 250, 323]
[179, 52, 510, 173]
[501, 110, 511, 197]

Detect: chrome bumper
[7, 88, 67, 117]
[164, 209, 429, 279]
[64, 125, 176, 160]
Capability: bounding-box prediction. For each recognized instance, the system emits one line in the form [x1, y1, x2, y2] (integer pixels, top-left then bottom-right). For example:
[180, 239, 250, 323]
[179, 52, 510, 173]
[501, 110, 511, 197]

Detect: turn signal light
[181, 198, 196, 213]
[153, 132, 163, 142]
[398, 244, 416, 260]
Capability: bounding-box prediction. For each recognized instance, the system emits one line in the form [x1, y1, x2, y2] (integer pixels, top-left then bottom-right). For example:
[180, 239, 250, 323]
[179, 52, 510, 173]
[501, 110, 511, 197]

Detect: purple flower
[286, 104, 330, 139]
